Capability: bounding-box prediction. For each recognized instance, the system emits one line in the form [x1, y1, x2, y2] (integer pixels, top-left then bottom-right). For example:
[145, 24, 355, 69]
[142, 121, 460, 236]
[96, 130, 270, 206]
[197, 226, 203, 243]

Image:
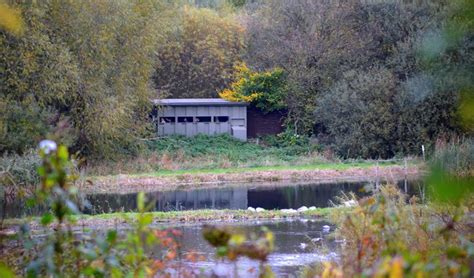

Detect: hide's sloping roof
[152, 98, 248, 106]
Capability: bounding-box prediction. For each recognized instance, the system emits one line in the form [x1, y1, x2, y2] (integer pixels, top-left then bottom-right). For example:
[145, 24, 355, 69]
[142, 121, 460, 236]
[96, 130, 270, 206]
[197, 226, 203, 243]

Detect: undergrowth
[0, 151, 41, 189]
[431, 137, 474, 176]
[87, 134, 329, 175]
[302, 185, 474, 277]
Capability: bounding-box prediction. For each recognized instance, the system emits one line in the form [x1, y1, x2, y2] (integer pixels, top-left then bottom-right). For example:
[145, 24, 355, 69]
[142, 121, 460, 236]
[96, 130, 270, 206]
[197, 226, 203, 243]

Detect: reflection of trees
[255, 181, 422, 209]
[279, 183, 365, 208]
[1, 196, 48, 218]
[6, 181, 423, 217]
[86, 187, 248, 214]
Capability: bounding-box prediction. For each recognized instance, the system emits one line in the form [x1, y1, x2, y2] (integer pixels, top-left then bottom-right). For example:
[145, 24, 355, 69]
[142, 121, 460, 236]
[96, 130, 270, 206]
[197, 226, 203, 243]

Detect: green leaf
[107, 230, 117, 243]
[139, 213, 153, 226]
[57, 145, 68, 160]
[216, 246, 228, 257]
[26, 198, 36, 207]
[0, 263, 16, 278]
[446, 246, 467, 259]
[137, 192, 145, 212]
[40, 213, 53, 225]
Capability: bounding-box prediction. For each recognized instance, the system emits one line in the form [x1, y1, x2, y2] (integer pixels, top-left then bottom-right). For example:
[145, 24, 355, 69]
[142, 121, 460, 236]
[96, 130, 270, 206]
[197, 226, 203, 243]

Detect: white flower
[39, 140, 57, 154]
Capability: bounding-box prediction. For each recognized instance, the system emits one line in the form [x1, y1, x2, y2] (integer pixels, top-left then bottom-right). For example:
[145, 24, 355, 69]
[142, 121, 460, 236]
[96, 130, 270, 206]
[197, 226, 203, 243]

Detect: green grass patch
[129, 160, 399, 178]
[4, 208, 335, 227]
[77, 208, 332, 221]
[87, 134, 414, 177]
[146, 134, 318, 160]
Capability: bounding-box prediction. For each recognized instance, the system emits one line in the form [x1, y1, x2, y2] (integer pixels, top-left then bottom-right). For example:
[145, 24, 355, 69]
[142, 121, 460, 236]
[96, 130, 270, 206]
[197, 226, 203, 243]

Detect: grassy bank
[85, 161, 421, 194]
[79, 135, 422, 193]
[127, 160, 402, 177]
[2, 135, 422, 195]
[3, 208, 334, 230]
[85, 134, 333, 176]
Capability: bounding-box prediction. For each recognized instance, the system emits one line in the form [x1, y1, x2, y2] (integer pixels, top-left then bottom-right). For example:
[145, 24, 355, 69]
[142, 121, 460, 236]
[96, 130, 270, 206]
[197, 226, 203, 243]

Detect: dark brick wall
[247, 107, 286, 138]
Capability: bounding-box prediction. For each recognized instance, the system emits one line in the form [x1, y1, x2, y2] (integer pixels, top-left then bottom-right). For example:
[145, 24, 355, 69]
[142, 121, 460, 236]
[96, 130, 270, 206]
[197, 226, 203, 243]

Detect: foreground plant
[203, 225, 275, 277]
[1, 141, 197, 277]
[315, 184, 473, 277]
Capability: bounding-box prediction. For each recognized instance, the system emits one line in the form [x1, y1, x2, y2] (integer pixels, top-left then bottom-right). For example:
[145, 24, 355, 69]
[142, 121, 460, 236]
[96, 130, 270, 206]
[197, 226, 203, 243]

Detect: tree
[242, 0, 447, 135]
[219, 63, 286, 113]
[0, 5, 79, 153]
[315, 68, 398, 158]
[1, 1, 176, 158]
[154, 6, 245, 98]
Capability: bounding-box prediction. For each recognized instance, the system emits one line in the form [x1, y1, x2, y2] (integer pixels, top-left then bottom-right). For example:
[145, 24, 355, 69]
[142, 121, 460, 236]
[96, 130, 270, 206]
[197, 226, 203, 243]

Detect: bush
[147, 134, 261, 158]
[314, 66, 462, 159]
[219, 63, 287, 113]
[0, 150, 41, 188]
[0, 144, 198, 277]
[314, 67, 399, 159]
[316, 185, 473, 277]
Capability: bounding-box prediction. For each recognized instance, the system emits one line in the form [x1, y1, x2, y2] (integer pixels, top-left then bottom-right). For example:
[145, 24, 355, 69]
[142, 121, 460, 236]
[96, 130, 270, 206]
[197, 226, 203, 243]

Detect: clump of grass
[431, 137, 474, 176]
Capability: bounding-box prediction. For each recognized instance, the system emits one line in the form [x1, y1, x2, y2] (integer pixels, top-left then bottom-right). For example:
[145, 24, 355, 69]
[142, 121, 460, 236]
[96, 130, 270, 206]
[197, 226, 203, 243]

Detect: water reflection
[86, 180, 422, 214]
[1, 180, 423, 218]
[171, 219, 339, 277]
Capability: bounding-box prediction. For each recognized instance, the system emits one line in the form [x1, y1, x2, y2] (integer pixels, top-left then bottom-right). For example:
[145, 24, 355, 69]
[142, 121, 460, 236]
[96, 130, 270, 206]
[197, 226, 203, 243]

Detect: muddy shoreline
[83, 165, 422, 194]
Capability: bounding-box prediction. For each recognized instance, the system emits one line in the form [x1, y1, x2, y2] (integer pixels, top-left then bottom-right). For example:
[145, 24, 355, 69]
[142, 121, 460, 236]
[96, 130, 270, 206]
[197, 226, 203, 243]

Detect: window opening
[159, 117, 175, 124]
[214, 116, 229, 123]
[177, 116, 194, 123]
[196, 116, 212, 123]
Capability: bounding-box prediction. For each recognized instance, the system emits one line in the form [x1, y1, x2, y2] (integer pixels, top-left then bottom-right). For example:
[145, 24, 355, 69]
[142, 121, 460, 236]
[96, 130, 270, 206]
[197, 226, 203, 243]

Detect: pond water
[150, 219, 339, 277]
[1, 180, 423, 276]
[1, 179, 423, 218]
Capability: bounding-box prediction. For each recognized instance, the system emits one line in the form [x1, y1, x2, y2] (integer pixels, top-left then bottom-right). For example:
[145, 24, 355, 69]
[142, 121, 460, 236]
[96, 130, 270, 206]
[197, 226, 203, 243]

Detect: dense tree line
[1, 0, 472, 159]
[1, 1, 179, 158]
[242, 0, 472, 158]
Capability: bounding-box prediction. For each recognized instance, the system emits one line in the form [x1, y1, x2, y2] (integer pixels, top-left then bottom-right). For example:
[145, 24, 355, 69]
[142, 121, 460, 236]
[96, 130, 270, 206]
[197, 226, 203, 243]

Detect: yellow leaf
[389, 257, 404, 278]
[0, 2, 23, 35]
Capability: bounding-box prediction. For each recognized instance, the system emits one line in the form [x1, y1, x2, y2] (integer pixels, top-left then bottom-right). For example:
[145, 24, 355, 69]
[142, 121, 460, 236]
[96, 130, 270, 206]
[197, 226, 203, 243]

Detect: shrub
[0, 150, 41, 188]
[315, 67, 399, 159]
[314, 65, 462, 159]
[318, 185, 473, 277]
[147, 133, 319, 161]
[219, 63, 287, 113]
[3, 143, 196, 276]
